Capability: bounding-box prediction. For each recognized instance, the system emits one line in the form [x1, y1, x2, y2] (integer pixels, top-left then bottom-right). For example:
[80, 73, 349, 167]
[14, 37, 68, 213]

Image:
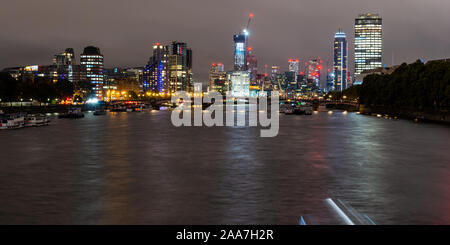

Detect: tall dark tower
[233, 34, 246, 71]
[168, 41, 193, 92]
[333, 30, 348, 91]
[246, 47, 257, 84]
[354, 13, 382, 76]
[80, 46, 104, 100]
[143, 43, 169, 92]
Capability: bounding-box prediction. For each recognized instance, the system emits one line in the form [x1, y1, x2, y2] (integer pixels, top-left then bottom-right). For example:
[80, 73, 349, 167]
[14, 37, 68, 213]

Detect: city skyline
[1, 0, 450, 232]
[1, 0, 450, 84]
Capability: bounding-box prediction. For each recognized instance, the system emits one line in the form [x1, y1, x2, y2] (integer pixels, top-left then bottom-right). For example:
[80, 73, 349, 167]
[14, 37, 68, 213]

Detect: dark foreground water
[0, 109, 449, 224]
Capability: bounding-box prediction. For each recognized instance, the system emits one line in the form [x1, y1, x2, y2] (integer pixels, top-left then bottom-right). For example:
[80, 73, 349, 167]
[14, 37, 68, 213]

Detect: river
[0, 109, 449, 224]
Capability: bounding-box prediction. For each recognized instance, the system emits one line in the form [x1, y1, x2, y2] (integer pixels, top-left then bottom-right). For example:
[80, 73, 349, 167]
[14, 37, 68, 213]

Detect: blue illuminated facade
[143, 43, 169, 93]
[157, 61, 163, 92]
[333, 30, 348, 91]
[233, 34, 246, 71]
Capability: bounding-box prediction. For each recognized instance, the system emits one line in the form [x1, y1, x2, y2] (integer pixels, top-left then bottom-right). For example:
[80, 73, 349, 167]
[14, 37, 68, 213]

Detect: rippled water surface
[0, 110, 449, 224]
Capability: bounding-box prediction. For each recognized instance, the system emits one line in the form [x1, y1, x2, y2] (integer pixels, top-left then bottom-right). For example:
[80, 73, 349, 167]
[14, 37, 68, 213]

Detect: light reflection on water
[0, 110, 449, 224]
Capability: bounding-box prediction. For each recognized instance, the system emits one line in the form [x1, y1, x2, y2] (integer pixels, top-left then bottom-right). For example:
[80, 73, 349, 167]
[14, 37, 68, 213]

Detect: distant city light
[86, 98, 99, 104]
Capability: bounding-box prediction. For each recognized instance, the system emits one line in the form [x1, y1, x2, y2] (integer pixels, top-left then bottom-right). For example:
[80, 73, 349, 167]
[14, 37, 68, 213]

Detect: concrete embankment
[0, 105, 97, 114]
[325, 103, 359, 112]
[359, 105, 450, 125]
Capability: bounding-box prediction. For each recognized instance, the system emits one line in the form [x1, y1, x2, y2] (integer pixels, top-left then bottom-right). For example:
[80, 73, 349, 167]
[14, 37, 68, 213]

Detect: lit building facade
[143, 43, 170, 93]
[307, 59, 321, 88]
[168, 41, 193, 92]
[354, 13, 382, 76]
[288, 59, 299, 80]
[333, 31, 348, 91]
[54, 48, 75, 82]
[229, 71, 250, 98]
[209, 63, 227, 94]
[233, 34, 246, 71]
[80, 46, 104, 100]
[246, 47, 258, 85]
[271, 66, 280, 78]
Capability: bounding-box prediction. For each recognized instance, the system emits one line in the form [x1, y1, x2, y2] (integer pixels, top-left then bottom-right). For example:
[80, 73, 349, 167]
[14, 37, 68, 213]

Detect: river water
[0, 109, 449, 224]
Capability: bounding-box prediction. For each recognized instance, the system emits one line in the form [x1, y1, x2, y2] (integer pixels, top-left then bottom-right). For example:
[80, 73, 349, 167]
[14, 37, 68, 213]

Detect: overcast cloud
[1, 0, 450, 83]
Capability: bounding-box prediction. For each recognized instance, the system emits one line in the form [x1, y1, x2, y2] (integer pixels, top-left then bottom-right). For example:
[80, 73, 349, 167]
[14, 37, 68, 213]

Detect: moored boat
[58, 107, 84, 119]
[0, 114, 25, 130]
[93, 106, 107, 116]
[24, 114, 50, 126]
[93, 109, 106, 116]
[110, 104, 127, 112]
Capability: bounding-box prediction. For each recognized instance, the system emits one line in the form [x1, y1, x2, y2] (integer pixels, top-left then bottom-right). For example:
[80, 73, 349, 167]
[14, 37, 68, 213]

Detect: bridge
[110, 98, 360, 111]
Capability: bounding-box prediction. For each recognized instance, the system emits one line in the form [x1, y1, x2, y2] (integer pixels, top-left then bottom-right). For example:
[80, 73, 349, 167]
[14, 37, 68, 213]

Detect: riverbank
[0, 105, 97, 114]
[325, 103, 359, 112]
[359, 105, 450, 125]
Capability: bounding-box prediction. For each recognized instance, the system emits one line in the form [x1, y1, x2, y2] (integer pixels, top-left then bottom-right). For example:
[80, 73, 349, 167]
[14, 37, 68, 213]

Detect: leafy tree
[0, 72, 18, 101]
[34, 78, 57, 103]
[358, 60, 450, 111]
[55, 78, 74, 100]
[128, 90, 139, 100]
[74, 80, 94, 101]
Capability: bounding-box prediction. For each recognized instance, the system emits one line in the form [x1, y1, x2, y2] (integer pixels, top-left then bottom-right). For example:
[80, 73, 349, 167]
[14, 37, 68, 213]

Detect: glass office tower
[333, 31, 348, 91]
[354, 13, 382, 76]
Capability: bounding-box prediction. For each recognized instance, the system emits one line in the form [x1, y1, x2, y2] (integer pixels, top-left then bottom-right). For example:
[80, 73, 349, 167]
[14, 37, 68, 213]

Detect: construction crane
[242, 13, 254, 36]
[246, 13, 254, 32]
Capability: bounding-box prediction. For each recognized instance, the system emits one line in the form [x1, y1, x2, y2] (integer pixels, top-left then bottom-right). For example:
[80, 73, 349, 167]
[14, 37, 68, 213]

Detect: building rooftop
[357, 13, 381, 19]
[82, 46, 102, 55]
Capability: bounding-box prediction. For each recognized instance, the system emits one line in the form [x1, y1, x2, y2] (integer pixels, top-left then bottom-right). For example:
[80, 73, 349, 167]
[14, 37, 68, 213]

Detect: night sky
[1, 0, 449, 84]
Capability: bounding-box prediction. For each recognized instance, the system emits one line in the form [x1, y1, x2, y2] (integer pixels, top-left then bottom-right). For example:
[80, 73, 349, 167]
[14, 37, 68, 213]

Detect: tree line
[328, 60, 450, 111]
[0, 72, 94, 103]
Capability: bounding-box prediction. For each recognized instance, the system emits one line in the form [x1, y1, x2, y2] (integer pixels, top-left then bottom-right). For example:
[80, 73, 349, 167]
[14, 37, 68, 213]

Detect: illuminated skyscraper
[80, 46, 104, 100]
[288, 58, 299, 81]
[246, 47, 258, 84]
[143, 43, 169, 92]
[271, 66, 280, 77]
[307, 59, 321, 88]
[168, 41, 193, 92]
[333, 30, 348, 91]
[53, 48, 76, 83]
[209, 63, 227, 94]
[233, 34, 246, 71]
[354, 13, 382, 76]
[54, 48, 74, 70]
[229, 71, 250, 98]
